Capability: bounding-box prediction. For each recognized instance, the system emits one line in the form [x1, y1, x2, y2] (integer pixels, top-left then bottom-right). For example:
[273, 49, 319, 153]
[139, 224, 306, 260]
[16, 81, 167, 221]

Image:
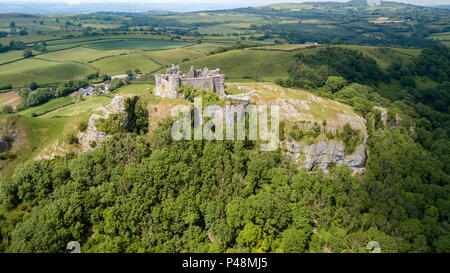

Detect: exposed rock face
[285, 139, 367, 171]
[373, 106, 387, 125]
[0, 120, 22, 153]
[226, 90, 259, 105]
[78, 95, 126, 152]
[0, 138, 11, 153]
[222, 86, 368, 172]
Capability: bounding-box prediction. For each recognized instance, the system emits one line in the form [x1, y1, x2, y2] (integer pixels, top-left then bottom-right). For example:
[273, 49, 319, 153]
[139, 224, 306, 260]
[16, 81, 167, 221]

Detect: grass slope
[0, 58, 96, 87]
[0, 92, 21, 109]
[38, 46, 133, 64]
[144, 48, 205, 66]
[90, 52, 161, 75]
[179, 49, 293, 81]
[0, 95, 113, 178]
[87, 39, 192, 50]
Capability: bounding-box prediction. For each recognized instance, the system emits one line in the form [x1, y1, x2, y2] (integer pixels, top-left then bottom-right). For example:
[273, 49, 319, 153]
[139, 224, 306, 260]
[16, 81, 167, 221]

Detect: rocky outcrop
[223, 85, 368, 172]
[285, 139, 367, 171]
[373, 106, 387, 125]
[226, 90, 259, 105]
[0, 138, 11, 153]
[78, 95, 126, 152]
[0, 120, 23, 153]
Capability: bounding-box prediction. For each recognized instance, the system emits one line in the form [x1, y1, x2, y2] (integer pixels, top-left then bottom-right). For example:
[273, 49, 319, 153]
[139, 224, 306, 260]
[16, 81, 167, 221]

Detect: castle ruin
[155, 65, 226, 99]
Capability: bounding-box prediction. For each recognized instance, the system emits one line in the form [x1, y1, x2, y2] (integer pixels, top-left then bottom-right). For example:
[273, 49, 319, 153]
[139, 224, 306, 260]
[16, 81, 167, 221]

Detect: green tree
[281, 228, 310, 253]
[1, 105, 13, 114]
[23, 48, 33, 58]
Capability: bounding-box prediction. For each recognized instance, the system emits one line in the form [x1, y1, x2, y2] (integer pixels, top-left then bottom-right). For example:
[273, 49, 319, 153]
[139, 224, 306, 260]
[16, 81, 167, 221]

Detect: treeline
[278, 45, 449, 91]
[388, 45, 450, 83]
[276, 47, 386, 90]
[15, 72, 109, 112]
[209, 42, 255, 55]
[0, 41, 47, 58]
[0, 41, 26, 54]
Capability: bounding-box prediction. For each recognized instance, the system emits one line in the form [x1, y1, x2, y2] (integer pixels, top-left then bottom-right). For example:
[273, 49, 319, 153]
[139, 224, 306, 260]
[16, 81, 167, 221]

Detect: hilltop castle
[155, 65, 225, 99]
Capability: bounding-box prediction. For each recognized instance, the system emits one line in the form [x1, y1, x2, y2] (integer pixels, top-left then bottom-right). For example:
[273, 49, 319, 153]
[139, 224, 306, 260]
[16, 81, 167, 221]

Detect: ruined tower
[154, 64, 226, 99]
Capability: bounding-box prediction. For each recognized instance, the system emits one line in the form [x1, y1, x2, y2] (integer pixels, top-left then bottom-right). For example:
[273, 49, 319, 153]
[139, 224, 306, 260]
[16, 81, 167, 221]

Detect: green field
[197, 25, 242, 35]
[185, 42, 232, 54]
[253, 44, 318, 51]
[19, 96, 75, 117]
[38, 46, 133, 63]
[0, 35, 56, 45]
[87, 39, 193, 50]
[0, 92, 21, 109]
[0, 95, 113, 177]
[179, 49, 293, 81]
[0, 50, 27, 64]
[116, 83, 154, 96]
[144, 48, 205, 66]
[90, 51, 161, 75]
[0, 58, 96, 87]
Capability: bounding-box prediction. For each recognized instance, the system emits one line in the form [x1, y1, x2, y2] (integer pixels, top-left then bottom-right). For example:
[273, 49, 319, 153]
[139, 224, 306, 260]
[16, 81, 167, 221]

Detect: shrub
[67, 134, 79, 145]
[0, 152, 17, 160]
[78, 121, 88, 132]
[2, 105, 13, 114]
[23, 48, 33, 58]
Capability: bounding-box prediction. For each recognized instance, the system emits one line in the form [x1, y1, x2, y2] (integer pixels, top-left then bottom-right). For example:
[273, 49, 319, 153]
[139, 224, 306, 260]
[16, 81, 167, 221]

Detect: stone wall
[155, 64, 226, 98]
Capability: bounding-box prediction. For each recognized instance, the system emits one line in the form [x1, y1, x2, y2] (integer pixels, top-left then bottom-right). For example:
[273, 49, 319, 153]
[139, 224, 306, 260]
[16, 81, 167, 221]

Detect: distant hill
[0, 1, 254, 14]
[265, 0, 417, 10]
[432, 5, 450, 9]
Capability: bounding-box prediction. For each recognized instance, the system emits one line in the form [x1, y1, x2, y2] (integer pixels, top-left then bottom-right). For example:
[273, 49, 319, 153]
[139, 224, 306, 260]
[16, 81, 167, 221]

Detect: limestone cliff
[78, 95, 126, 152]
[0, 138, 11, 154]
[226, 82, 368, 172]
[285, 139, 367, 171]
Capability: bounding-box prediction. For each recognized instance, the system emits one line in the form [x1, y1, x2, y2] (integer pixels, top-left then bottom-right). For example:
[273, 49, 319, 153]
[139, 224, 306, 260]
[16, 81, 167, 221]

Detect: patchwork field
[90, 51, 161, 75]
[87, 39, 192, 50]
[44, 39, 125, 51]
[197, 25, 242, 35]
[37, 46, 133, 63]
[185, 42, 231, 54]
[0, 58, 96, 87]
[144, 48, 205, 66]
[19, 96, 75, 117]
[253, 44, 319, 51]
[179, 49, 293, 81]
[0, 50, 27, 65]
